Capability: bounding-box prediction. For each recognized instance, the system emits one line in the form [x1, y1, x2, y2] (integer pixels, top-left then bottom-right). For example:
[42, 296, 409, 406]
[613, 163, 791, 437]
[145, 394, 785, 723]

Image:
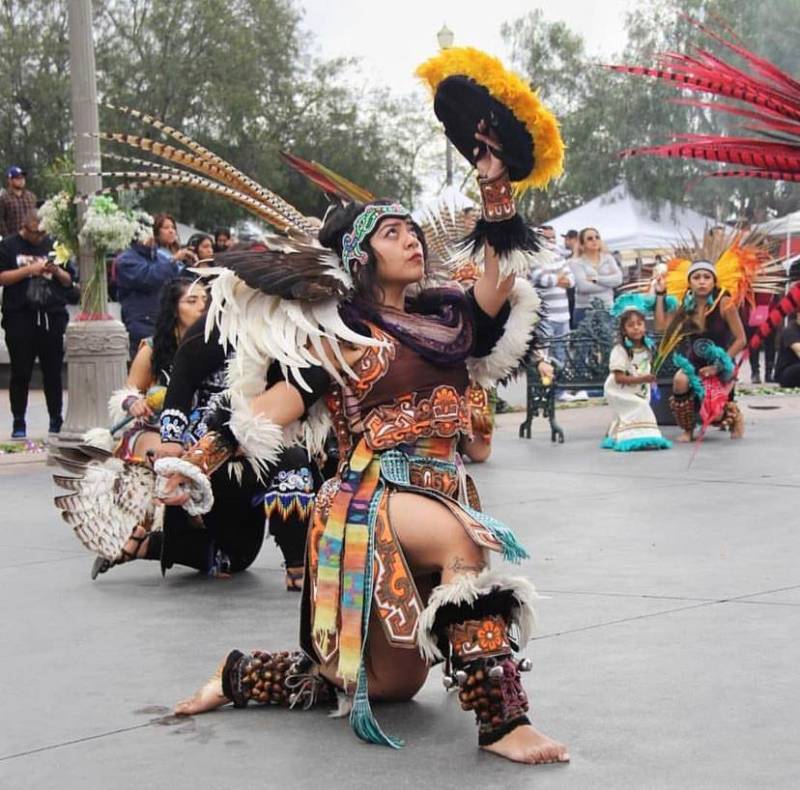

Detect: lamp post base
[48, 319, 128, 454]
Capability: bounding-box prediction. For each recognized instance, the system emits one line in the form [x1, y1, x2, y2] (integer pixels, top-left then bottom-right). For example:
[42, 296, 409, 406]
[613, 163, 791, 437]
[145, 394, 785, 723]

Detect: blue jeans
[544, 319, 570, 367]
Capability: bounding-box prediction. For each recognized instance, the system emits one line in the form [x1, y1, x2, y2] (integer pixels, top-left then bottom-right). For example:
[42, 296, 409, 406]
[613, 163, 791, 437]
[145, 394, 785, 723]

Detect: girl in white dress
[602, 306, 672, 452]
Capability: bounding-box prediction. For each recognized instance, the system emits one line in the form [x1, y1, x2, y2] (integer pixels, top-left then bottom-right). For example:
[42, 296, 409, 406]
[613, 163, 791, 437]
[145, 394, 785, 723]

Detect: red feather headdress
[608, 17, 800, 181]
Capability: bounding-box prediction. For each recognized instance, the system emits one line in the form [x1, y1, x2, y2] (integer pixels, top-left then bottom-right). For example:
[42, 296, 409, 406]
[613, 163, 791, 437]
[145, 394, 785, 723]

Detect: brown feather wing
[216, 246, 351, 301]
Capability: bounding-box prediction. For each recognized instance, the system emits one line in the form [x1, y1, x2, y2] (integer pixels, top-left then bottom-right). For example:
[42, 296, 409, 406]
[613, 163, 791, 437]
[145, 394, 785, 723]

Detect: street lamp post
[53, 0, 128, 454]
[437, 24, 455, 188]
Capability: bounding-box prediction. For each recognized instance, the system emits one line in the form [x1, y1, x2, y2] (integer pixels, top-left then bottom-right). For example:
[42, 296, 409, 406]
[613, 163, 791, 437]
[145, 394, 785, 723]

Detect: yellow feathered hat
[415, 47, 564, 193]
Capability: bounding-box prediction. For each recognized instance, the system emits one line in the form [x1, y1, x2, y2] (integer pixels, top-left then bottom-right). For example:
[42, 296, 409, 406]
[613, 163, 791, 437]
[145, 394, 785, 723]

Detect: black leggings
[3, 310, 67, 422]
[149, 447, 320, 574]
[153, 462, 266, 574]
[745, 324, 776, 377]
[777, 362, 800, 388]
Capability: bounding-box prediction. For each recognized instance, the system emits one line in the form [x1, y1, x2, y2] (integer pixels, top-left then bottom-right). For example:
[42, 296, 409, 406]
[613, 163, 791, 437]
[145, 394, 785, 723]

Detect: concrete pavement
[1, 393, 799, 789]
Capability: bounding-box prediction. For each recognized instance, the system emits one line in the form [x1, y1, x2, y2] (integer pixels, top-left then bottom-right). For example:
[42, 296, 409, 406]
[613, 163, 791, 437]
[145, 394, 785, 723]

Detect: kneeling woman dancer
[158, 147, 567, 763]
[654, 260, 746, 442]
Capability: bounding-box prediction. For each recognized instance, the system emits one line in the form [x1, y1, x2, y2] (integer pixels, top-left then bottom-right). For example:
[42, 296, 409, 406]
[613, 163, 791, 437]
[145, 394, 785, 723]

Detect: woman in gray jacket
[569, 227, 622, 326]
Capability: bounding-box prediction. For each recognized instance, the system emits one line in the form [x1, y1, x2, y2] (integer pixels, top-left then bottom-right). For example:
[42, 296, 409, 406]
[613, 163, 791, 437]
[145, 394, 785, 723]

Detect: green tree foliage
[504, 0, 800, 224]
[0, 0, 422, 230]
[0, 1, 72, 195]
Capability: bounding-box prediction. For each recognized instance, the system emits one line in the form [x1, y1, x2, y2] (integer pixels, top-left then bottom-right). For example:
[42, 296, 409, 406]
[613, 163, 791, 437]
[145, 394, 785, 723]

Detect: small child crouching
[602, 307, 671, 452]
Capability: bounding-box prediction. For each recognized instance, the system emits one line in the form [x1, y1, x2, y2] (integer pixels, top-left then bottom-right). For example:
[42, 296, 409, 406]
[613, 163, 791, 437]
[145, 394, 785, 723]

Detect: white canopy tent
[546, 185, 717, 253]
[757, 210, 800, 236]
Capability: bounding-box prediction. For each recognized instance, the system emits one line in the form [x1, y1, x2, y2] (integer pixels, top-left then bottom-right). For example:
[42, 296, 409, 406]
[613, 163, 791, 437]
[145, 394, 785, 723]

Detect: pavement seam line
[533, 599, 723, 641]
[0, 723, 151, 762]
[534, 584, 800, 640]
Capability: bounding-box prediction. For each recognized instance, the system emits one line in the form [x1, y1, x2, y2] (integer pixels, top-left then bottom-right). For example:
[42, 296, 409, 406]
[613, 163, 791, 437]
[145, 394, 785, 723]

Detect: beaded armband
[160, 408, 189, 443]
[478, 170, 516, 223]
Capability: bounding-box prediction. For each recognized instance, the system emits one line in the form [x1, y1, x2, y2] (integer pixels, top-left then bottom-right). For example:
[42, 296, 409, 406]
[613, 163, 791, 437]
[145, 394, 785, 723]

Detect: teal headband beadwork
[341, 202, 409, 275]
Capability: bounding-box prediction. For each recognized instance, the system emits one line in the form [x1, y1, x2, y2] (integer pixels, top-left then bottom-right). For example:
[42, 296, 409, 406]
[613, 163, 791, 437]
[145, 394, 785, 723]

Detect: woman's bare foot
[731, 418, 745, 440]
[482, 724, 570, 765]
[174, 667, 229, 716]
[675, 431, 694, 443]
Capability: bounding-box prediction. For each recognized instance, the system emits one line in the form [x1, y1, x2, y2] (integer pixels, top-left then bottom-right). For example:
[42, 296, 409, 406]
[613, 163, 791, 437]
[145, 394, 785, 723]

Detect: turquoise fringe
[380, 449, 529, 564]
[611, 293, 679, 317]
[460, 503, 529, 563]
[672, 352, 705, 401]
[350, 663, 403, 749]
[703, 342, 735, 381]
[602, 435, 672, 452]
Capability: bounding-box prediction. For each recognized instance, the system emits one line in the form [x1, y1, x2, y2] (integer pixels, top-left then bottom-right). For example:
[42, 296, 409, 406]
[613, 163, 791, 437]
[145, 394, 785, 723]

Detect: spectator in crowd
[186, 233, 215, 268]
[0, 209, 76, 437]
[154, 213, 181, 257]
[531, 225, 574, 366]
[561, 229, 579, 258]
[115, 217, 195, 358]
[742, 293, 778, 383]
[561, 229, 579, 327]
[570, 226, 623, 326]
[775, 311, 800, 388]
[0, 166, 37, 238]
[214, 227, 233, 252]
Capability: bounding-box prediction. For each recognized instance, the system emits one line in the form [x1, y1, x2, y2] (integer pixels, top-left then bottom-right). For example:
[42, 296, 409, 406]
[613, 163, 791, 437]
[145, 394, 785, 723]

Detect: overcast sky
[297, 0, 635, 95]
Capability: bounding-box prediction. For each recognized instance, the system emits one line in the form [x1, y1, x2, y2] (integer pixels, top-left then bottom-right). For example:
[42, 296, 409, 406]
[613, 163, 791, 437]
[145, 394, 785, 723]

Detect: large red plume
[608, 17, 800, 182]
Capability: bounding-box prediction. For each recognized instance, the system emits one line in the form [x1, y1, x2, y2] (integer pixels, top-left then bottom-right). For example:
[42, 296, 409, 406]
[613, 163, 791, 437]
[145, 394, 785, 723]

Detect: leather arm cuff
[478, 170, 516, 223]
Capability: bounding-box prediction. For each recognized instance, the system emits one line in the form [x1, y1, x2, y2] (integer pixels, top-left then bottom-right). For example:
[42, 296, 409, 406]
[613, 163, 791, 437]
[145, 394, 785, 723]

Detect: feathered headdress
[608, 17, 800, 182]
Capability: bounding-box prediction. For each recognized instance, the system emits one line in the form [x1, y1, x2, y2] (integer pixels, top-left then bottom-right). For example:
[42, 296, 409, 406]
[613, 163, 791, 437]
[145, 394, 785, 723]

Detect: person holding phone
[0, 209, 75, 437]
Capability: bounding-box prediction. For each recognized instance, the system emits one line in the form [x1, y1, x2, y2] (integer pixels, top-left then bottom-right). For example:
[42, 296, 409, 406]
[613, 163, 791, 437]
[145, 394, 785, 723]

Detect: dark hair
[150, 278, 201, 382]
[214, 227, 231, 240]
[318, 200, 428, 305]
[187, 232, 214, 259]
[153, 213, 179, 253]
[618, 310, 648, 358]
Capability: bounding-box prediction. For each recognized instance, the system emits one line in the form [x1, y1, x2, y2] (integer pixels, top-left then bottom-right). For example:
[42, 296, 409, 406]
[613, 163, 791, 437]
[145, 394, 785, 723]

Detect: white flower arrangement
[39, 191, 80, 259]
[78, 195, 152, 255]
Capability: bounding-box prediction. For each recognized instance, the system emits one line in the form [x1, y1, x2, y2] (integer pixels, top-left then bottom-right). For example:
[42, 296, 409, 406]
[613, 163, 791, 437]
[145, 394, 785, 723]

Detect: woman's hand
[155, 472, 191, 506]
[537, 360, 554, 382]
[653, 271, 667, 293]
[174, 248, 198, 265]
[128, 398, 153, 419]
[473, 119, 505, 180]
[641, 373, 658, 384]
[698, 365, 718, 378]
[27, 258, 48, 277]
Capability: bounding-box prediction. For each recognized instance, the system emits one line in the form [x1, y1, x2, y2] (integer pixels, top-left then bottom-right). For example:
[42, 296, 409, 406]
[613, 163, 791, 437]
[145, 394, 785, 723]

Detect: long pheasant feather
[104, 103, 315, 235]
[78, 171, 296, 231]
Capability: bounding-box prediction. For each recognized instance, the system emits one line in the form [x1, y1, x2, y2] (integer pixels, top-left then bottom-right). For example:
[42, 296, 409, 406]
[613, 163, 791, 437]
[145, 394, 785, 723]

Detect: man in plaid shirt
[0, 166, 37, 238]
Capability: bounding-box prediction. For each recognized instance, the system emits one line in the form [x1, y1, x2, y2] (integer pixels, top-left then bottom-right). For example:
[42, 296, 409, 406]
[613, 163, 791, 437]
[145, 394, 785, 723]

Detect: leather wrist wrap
[181, 431, 235, 477]
[478, 170, 516, 223]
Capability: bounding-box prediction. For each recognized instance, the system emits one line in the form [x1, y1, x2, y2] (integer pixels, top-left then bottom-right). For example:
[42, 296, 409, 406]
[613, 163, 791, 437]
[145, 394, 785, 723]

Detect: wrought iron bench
[518, 301, 677, 443]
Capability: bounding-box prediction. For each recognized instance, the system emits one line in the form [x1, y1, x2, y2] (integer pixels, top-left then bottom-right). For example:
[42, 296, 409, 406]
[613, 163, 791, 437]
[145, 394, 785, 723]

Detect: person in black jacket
[94, 313, 322, 588]
[0, 210, 76, 437]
